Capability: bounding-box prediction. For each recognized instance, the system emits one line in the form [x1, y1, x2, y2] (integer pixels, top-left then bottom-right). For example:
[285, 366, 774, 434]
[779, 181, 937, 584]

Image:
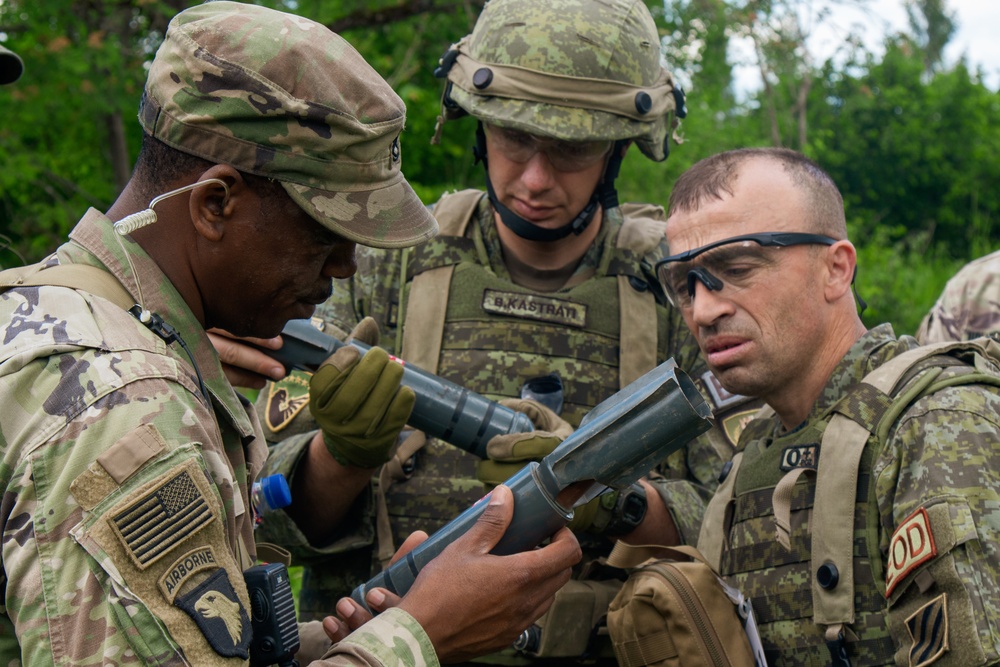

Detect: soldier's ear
[189, 165, 240, 242]
[823, 240, 857, 303]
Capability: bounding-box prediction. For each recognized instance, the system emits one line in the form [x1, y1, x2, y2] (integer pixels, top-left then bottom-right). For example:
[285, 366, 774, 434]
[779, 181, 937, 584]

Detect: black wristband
[603, 482, 648, 537]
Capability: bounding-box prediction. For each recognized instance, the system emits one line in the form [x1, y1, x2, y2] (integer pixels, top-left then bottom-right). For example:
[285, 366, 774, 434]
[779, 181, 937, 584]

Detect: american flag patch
[113, 469, 215, 569]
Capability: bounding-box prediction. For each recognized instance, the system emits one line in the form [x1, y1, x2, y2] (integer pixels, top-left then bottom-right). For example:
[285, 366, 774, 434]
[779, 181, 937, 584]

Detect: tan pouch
[607, 544, 764, 667]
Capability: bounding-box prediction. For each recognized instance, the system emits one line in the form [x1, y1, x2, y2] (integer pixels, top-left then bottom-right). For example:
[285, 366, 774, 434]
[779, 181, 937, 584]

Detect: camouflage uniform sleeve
[4, 367, 256, 665]
[916, 250, 1000, 344]
[310, 609, 439, 667]
[875, 382, 1000, 666]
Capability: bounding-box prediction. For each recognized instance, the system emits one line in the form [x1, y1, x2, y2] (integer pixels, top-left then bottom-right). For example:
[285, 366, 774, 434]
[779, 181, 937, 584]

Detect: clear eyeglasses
[655, 232, 838, 309]
[484, 124, 613, 173]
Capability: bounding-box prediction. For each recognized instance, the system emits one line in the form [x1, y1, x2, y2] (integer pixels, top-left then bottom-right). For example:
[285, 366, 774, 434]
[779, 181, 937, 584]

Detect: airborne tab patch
[886, 507, 938, 597]
[175, 568, 251, 659]
[159, 546, 219, 603]
[482, 289, 587, 328]
[112, 469, 215, 569]
[780, 444, 819, 471]
[265, 370, 312, 433]
[905, 593, 948, 667]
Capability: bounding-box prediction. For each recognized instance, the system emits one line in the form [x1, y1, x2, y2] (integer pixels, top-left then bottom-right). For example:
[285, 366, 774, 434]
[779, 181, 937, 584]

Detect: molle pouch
[69, 431, 251, 665]
[515, 578, 622, 658]
[607, 545, 764, 667]
[885, 500, 996, 667]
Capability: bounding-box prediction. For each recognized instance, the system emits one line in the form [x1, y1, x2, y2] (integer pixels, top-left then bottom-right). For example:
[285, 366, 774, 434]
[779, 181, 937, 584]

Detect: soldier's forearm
[286, 432, 377, 546]
[617, 478, 681, 546]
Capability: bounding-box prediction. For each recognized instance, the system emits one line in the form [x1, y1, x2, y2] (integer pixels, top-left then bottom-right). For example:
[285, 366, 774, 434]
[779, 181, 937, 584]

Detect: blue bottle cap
[258, 473, 292, 511]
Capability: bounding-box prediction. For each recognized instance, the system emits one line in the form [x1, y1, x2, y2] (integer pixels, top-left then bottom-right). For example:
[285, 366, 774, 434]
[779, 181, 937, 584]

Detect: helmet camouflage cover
[437, 0, 680, 161]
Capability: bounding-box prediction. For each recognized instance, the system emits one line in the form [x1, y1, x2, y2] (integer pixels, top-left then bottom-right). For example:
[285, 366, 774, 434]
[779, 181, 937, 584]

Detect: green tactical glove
[476, 398, 574, 488]
[309, 318, 415, 468]
[565, 482, 648, 537]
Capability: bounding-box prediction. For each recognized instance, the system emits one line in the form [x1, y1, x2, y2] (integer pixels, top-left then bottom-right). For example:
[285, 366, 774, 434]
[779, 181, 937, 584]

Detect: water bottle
[251, 474, 292, 528]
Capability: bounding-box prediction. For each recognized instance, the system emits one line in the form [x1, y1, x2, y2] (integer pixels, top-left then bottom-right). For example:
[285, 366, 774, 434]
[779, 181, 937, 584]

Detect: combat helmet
[433, 0, 686, 242]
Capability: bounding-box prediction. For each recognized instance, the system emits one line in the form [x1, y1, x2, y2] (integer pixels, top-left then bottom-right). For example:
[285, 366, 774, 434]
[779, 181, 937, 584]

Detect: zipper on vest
[654, 563, 728, 667]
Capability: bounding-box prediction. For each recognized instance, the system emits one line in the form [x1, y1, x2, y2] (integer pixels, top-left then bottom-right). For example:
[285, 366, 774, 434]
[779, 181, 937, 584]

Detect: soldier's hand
[323, 530, 426, 642]
[476, 398, 573, 488]
[399, 485, 581, 663]
[207, 328, 286, 389]
[310, 318, 415, 468]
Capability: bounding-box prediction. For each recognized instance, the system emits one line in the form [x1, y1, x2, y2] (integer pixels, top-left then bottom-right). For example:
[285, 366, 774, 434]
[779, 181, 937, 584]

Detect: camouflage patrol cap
[0, 44, 23, 85]
[141, 1, 437, 249]
[437, 0, 679, 161]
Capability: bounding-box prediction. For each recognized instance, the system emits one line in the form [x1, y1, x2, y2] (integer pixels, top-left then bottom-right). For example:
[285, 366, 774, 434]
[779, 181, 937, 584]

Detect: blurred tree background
[1, 0, 996, 335]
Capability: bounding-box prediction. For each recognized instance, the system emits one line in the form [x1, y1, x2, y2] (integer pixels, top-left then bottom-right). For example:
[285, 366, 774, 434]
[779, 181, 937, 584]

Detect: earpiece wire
[111, 178, 229, 312]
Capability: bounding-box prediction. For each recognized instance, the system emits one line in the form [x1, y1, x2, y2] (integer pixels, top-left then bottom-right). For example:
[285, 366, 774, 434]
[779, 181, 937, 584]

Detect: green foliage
[851, 224, 966, 336]
[1, 0, 996, 335]
[808, 37, 1000, 257]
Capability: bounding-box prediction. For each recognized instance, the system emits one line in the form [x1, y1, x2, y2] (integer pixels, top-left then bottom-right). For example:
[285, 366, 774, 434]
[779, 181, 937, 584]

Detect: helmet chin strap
[473, 123, 626, 243]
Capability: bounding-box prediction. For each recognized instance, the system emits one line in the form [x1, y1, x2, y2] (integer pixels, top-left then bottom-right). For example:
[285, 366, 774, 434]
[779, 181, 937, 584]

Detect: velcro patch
[700, 371, 751, 411]
[175, 568, 251, 659]
[265, 370, 312, 433]
[720, 408, 759, 448]
[905, 593, 948, 667]
[482, 289, 587, 328]
[886, 507, 938, 597]
[159, 546, 220, 603]
[780, 444, 819, 471]
[112, 469, 215, 569]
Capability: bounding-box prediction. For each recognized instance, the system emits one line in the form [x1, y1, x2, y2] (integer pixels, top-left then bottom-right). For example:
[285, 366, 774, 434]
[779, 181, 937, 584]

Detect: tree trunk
[795, 72, 811, 149]
[106, 111, 130, 194]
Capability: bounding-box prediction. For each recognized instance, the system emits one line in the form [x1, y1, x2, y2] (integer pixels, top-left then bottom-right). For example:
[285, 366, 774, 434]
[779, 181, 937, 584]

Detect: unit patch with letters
[886, 507, 938, 597]
[159, 546, 219, 602]
[780, 444, 819, 471]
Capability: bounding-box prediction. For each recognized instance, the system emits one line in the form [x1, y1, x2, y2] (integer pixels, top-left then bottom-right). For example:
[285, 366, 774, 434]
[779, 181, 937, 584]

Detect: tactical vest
[380, 189, 672, 549]
[697, 338, 1000, 667]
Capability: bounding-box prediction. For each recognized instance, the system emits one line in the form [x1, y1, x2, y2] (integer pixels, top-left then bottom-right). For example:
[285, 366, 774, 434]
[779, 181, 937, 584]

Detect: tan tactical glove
[476, 398, 573, 488]
[310, 318, 415, 468]
[477, 398, 643, 536]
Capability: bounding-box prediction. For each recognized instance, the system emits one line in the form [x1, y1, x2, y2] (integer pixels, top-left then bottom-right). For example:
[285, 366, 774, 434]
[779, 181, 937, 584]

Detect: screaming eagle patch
[905, 593, 948, 667]
[175, 568, 251, 659]
[265, 370, 312, 433]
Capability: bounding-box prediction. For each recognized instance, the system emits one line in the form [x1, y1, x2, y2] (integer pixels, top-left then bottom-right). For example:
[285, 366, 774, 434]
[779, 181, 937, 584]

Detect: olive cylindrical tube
[350, 463, 569, 606]
[349, 361, 713, 613]
[263, 319, 534, 458]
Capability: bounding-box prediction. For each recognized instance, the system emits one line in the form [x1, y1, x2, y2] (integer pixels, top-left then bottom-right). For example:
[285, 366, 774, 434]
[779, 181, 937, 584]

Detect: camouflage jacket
[700, 325, 1000, 666]
[0, 210, 438, 667]
[917, 249, 1000, 343]
[256, 193, 738, 626]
